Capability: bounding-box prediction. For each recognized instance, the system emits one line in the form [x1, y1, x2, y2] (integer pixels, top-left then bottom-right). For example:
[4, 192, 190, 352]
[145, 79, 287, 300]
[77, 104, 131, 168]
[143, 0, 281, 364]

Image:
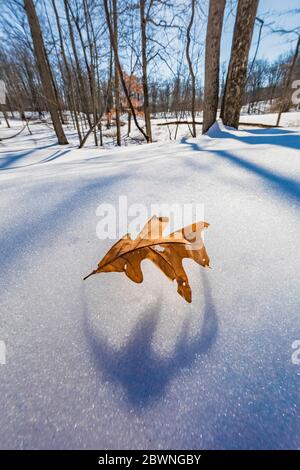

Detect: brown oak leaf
[83, 216, 210, 302]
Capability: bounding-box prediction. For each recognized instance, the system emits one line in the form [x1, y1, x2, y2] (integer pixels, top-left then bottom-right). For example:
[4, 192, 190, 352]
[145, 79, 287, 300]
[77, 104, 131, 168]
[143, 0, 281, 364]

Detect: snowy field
[0, 113, 300, 449]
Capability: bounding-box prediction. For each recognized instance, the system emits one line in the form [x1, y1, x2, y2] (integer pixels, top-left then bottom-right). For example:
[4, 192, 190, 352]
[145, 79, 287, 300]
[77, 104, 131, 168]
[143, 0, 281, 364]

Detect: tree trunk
[103, 0, 149, 142]
[186, 0, 197, 137]
[24, 0, 68, 144]
[202, 0, 226, 134]
[1, 106, 10, 128]
[140, 0, 152, 142]
[51, 0, 82, 145]
[222, 0, 259, 129]
[127, 112, 131, 136]
[113, 0, 121, 146]
[82, 0, 98, 145]
[63, 0, 92, 129]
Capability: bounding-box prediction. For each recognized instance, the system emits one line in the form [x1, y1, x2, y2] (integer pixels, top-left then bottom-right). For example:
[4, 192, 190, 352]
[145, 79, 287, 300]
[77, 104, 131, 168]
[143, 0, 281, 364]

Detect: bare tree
[24, 0, 68, 144]
[202, 0, 226, 134]
[140, 0, 152, 142]
[103, 0, 149, 142]
[222, 0, 259, 129]
[186, 0, 196, 137]
[113, 0, 121, 145]
[51, 0, 82, 144]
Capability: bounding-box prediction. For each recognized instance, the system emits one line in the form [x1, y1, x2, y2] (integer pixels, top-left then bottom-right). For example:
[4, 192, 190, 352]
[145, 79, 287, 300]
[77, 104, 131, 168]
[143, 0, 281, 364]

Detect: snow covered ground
[0, 114, 299, 449]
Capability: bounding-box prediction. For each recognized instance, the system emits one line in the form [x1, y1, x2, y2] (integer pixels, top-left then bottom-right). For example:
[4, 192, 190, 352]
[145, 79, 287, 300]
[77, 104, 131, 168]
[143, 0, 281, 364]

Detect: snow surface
[0, 115, 300, 449]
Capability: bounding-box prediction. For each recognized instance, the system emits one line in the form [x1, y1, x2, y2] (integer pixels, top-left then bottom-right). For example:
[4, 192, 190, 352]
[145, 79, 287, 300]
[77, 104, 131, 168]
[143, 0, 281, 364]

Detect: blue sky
[220, 0, 300, 65]
[150, 0, 300, 82]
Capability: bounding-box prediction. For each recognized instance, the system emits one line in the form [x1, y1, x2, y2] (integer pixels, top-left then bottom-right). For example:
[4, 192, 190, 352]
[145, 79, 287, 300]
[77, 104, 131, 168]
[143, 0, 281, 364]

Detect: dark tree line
[0, 0, 299, 145]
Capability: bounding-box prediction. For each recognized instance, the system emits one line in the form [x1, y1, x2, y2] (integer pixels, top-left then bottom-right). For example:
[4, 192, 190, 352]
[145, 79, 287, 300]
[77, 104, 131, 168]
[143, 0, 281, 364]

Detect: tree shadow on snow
[181, 129, 300, 203]
[239, 127, 298, 136]
[218, 127, 300, 151]
[0, 170, 131, 285]
[84, 272, 218, 408]
[0, 144, 71, 170]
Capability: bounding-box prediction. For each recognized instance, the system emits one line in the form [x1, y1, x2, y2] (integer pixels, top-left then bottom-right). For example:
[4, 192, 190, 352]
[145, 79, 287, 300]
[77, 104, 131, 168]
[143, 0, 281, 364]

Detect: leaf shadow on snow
[84, 272, 218, 408]
[181, 130, 300, 203]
